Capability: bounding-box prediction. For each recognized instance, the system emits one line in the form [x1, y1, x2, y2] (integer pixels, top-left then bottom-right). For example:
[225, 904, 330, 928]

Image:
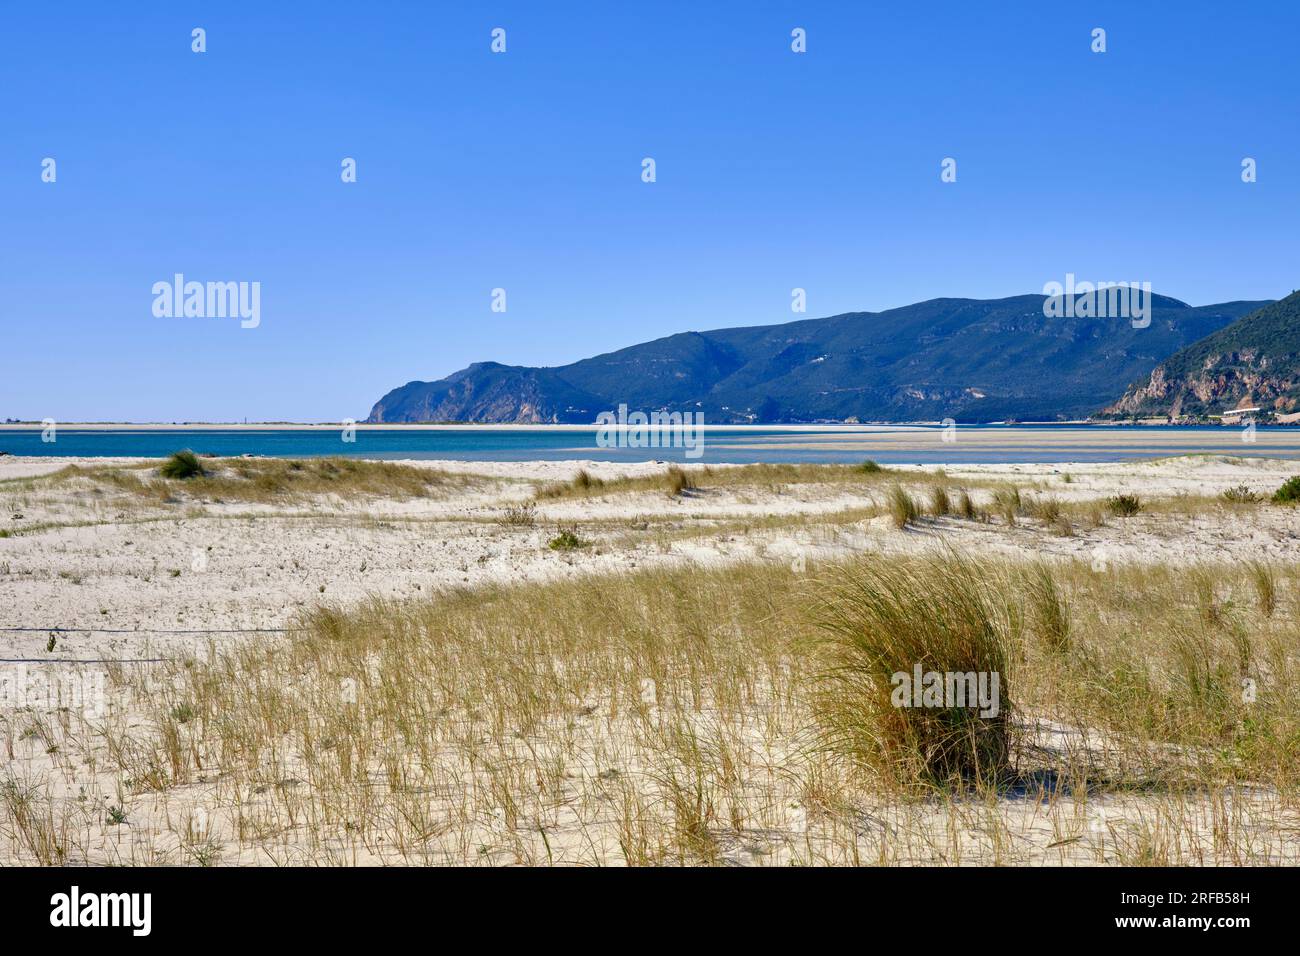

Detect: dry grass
[928, 485, 952, 517]
[498, 502, 537, 527]
[886, 485, 920, 529]
[993, 487, 1021, 526]
[5, 550, 1300, 865]
[534, 461, 954, 503]
[40, 457, 477, 504]
[1023, 561, 1071, 652]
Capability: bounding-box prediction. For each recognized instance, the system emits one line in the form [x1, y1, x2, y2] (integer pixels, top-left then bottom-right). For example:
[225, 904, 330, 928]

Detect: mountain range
[367, 293, 1273, 424]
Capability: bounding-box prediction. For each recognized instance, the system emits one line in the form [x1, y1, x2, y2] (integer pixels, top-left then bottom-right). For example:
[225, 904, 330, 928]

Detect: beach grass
[31, 456, 479, 504]
[534, 461, 957, 502]
[6, 549, 1299, 865]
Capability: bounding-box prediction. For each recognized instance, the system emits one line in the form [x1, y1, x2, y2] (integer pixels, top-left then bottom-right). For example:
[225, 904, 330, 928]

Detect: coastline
[0, 420, 1286, 430]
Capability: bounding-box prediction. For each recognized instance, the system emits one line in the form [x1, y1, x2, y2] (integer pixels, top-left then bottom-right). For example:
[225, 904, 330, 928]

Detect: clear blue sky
[2, 1, 1296, 422]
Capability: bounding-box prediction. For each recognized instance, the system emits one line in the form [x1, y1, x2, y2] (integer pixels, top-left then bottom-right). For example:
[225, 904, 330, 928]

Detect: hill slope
[367, 294, 1268, 424]
[1102, 291, 1300, 420]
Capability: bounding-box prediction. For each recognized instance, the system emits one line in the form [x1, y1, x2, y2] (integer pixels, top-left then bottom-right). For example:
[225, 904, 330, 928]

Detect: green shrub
[159, 450, 204, 480]
[1106, 493, 1142, 517]
[1221, 485, 1261, 504]
[1272, 476, 1300, 504]
[548, 526, 587, 551]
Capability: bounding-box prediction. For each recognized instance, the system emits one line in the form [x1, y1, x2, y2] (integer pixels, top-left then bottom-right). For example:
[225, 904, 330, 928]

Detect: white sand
[2, 454, 1298, 660]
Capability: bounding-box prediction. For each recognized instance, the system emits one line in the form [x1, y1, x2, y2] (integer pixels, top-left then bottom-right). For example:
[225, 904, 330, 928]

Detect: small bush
[887, 485, 919, 529]
[159, 450, 204, 480]
[548, 526, 587, 551]
[1221, 485, 1261, 504]
[1271, 476, 1300, 504]
[857, 459, 885, 474]
[1106, 493, 1142, 517]
[499, 502, 537, 527]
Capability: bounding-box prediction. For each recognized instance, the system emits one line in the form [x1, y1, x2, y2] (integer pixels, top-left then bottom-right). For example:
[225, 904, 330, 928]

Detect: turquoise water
[2, 426, 1297, 464]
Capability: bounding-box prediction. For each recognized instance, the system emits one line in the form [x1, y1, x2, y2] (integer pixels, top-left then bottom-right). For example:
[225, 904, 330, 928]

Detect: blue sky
[2, 1, 1296, 421]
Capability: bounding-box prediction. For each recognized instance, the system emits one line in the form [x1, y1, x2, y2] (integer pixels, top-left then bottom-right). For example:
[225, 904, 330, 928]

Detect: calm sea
[2, 425, 1298, 464]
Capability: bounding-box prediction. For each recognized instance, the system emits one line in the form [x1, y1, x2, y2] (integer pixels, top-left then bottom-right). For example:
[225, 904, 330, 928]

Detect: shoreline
[2, 422, 920, 432]
[2, 420, 1290, 431]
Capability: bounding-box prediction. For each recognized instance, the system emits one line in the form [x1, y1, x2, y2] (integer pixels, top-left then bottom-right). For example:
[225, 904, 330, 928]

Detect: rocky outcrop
[1102, 292, 1300, 420]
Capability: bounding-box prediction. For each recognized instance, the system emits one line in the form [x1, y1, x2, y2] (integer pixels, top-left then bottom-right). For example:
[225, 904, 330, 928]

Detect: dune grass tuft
[886, 484, 919, 529]
[1248, 560, 1277, 618]
[159, 450, 204, 480]
[666, 465, 695, 497]
[809, 552, 1013, 789]
[956, 489, 980, 520]
[86, 456, 472, 503]
[928, 485, 952, 517]
[993, 487, 1021, 526]
[1024, 561, 1071, 652]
